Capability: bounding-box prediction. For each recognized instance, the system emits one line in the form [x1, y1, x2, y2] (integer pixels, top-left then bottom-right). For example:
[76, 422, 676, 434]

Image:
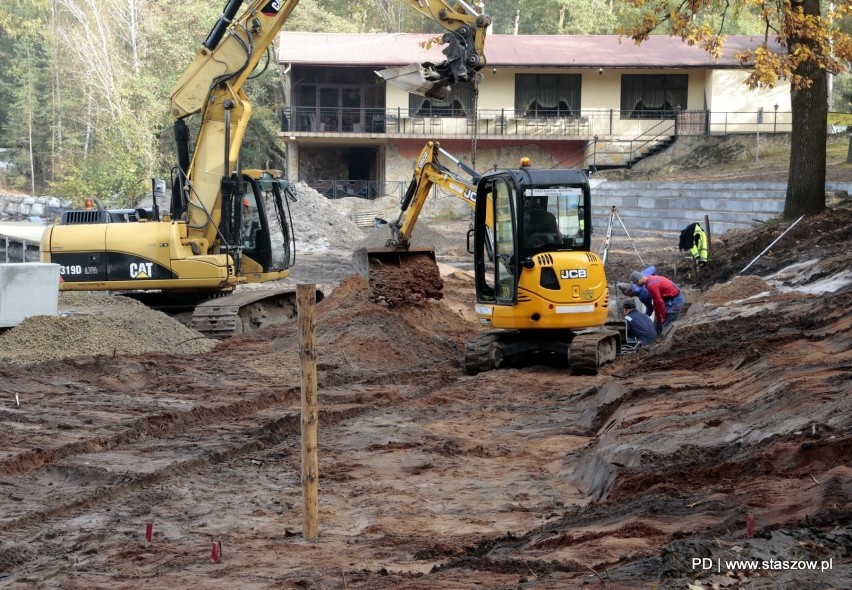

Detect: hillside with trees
[1, 0, 851, 211]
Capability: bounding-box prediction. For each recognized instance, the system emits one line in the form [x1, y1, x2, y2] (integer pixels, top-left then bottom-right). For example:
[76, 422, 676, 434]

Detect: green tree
[484, 0, 618, 35]
[621, 0, 852, 219]
[0, 0, 56, 192]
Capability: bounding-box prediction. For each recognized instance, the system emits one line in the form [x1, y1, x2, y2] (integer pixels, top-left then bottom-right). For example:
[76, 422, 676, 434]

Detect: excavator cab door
[472, 173, 519, 306]
[239, 174, 295, 273]
[472, 168, 594, 308]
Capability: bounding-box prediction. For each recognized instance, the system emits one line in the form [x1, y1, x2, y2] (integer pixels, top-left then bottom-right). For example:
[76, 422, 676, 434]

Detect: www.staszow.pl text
[692, 558, 833, 572]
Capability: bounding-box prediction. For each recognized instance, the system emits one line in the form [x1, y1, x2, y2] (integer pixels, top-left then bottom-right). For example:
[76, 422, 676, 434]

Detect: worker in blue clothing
[617, 265, 656, 316]
[621, 299, 658, 354]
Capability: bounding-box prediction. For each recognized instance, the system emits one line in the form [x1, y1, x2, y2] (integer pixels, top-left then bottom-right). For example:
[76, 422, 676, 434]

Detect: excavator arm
[378, 1, 490, 99]
[353, 141, 494, 289]
[168, 0, 302, 254]
[387, 141, 480, 250]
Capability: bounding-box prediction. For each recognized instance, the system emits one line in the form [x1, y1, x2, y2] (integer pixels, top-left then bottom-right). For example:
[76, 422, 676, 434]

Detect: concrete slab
[0, 263, 60, 327]
[0, 222, 48, 243]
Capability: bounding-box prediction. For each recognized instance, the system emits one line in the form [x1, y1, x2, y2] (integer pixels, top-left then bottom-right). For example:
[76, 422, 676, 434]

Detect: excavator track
[463, 331, 505, 375]
[190, 286, 325, 338]
[568, 329, 621, 374]
[464, 328, 621, 375]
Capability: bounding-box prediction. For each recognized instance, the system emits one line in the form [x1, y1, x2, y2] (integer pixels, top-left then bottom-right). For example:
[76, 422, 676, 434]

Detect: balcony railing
[280, 106, 793, 138]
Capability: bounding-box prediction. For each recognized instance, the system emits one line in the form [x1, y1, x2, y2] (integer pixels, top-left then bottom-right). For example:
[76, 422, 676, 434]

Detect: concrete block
[0, 263, 60, 327]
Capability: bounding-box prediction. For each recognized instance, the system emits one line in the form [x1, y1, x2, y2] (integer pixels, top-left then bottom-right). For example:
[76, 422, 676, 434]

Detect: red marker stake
[145, 522, 153, 543]
[746, 513, 755, 538]
[211, 541, 220, 562]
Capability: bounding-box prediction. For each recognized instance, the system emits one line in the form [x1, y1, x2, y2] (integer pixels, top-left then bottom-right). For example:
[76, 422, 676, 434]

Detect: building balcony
[279, 107, 793, 141]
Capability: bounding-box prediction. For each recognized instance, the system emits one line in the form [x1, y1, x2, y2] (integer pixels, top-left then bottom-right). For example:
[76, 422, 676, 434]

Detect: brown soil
[0, 161, 850, 588]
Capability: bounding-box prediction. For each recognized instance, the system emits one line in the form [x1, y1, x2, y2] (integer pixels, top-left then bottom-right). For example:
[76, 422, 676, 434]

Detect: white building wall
[706, 70, 791, 133]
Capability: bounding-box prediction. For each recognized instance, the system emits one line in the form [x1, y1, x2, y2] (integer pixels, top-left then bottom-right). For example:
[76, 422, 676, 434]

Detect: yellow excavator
[40, 0, 490, 337]
[357, 143, 620, 374]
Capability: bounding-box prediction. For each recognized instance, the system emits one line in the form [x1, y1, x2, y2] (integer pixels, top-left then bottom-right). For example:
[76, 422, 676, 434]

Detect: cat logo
[130, 262, 154, 279]
[560, 269, 588, 279]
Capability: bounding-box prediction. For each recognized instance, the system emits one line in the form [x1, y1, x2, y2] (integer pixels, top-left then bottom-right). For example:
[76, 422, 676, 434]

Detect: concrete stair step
[585, 181, 851, 237]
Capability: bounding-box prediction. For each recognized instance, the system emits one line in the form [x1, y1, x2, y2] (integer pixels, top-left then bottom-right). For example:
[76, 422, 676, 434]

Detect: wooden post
[704, 214, 712, 260]
[297, 284, 318, 540]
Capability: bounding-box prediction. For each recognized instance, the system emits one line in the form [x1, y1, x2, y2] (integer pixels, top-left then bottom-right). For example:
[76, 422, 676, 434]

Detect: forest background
[1, 0, 851, 207]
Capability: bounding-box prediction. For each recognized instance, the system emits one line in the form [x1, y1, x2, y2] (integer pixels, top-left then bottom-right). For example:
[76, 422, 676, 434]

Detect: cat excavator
[356, 143, 620, 374]
[39, 0, 490, 337]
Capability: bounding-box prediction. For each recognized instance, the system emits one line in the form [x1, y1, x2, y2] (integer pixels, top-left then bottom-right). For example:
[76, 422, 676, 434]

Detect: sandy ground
[1, 206, 850, 589]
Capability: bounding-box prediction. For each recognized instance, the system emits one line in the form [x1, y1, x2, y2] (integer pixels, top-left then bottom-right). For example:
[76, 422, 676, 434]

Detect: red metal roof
[277, 33, 778, 69]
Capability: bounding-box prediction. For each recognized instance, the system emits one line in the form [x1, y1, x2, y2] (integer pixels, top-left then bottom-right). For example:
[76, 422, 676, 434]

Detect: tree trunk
[785, 0, 827, 219]
[847, 133, 852, 163]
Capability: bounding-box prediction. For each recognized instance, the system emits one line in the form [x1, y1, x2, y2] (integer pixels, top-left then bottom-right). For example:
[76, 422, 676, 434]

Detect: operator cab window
[521, 187, 585, 253]
[241, 195, 261, 252]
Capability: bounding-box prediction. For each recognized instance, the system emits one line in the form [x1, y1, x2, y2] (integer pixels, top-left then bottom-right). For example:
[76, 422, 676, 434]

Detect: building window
[621, 74, 686, 119]
[409, 81, 473, 117]
[515, 74, 580, 118]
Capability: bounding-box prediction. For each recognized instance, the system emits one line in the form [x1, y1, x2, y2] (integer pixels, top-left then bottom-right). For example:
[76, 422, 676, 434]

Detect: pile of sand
[701, 275, 774, 305]
[249, 274, 475, 378]
[0, 293, 216, 366]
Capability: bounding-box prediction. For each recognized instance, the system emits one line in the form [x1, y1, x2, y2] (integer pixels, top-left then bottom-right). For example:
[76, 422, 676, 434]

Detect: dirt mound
[232, 273, 475, 382]
[701, 275, 774, 304]
[689, 206, 852, 287]
[353, 224, 448, 306]
[366, 253, 444, 307]
[0, 293, 216, 365]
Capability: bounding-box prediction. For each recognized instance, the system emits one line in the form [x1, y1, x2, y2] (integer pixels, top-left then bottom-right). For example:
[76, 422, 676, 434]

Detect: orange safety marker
[746, 513, 755, 538]
[145, 522, 153, 543]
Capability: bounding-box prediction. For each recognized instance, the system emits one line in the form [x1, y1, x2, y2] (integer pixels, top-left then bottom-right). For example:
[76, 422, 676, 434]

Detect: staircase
[589, 136, 678, 172]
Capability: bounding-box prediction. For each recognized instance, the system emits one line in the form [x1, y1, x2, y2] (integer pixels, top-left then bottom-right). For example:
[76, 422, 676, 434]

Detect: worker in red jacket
[629, 270, 685, 334]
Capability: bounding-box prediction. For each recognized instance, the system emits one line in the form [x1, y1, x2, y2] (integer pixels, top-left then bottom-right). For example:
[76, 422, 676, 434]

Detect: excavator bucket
[375, 64, 452, 100]
[353, 244, 436, 280]
[352, 243, 443, 307]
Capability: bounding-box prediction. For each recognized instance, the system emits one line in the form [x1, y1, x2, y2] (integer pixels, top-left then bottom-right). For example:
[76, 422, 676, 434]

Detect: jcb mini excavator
[356, 143, 620, 374]
[39, 0, 490, 337]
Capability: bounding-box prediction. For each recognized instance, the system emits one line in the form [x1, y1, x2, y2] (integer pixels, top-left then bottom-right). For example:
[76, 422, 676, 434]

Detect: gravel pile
[285, 182, 366, 252]
[0, 293, 216, 366]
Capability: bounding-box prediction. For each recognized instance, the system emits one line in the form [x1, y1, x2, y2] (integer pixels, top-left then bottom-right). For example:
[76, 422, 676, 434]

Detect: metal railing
[306, 179, 408, 200]
[280, 106, 793, 138]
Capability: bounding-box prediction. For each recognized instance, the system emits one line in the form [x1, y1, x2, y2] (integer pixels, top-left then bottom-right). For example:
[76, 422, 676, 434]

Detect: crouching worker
[621, 299, 658, 354]
[630, 270, 685, 335]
